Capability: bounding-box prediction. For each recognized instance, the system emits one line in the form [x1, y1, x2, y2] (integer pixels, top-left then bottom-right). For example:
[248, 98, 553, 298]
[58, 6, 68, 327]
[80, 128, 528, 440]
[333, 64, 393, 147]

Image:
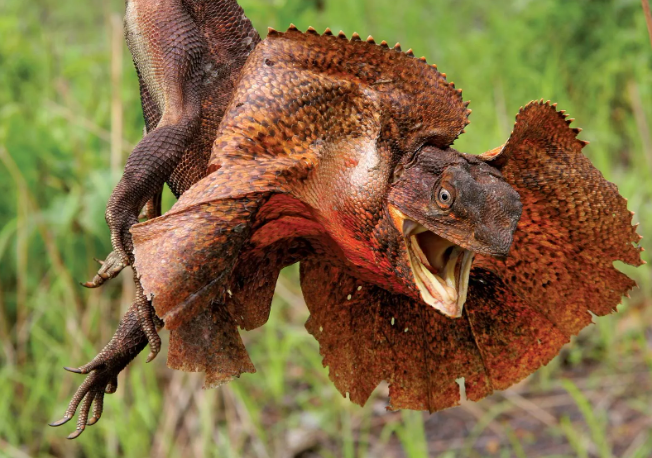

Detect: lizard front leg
[53, 191, 265, 439]
[82, 0, 207, 356]
[84, 0, 205, 289]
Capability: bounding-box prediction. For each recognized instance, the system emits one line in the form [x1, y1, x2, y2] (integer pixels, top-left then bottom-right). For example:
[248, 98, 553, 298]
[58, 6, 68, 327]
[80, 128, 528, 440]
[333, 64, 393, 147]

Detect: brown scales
[52, 0, 262, 439]
[52, 2, 643, 438]
[132, 24, 475, 329]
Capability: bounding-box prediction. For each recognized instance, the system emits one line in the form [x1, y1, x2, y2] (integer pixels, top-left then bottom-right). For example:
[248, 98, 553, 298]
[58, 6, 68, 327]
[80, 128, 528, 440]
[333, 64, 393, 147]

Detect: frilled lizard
[51, 0, 643, 439]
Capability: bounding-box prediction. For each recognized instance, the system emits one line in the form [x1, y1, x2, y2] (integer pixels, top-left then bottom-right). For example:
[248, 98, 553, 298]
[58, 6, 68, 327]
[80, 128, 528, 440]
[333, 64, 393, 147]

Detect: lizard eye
[436, 186, 455, 209]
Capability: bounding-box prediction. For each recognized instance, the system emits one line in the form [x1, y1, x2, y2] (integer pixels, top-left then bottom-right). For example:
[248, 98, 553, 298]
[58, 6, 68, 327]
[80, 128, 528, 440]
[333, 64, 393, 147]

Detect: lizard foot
[50, 303, 147, 438]
[81, 251, 128, 288]
[49, 365, 118, 439]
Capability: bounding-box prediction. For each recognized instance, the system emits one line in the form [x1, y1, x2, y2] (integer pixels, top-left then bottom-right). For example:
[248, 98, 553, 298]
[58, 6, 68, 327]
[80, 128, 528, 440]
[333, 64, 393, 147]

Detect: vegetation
[1, 0, 651, 456]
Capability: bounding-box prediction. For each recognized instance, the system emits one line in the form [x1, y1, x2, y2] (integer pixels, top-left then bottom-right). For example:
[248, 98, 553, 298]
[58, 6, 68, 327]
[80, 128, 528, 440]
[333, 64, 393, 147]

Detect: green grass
[1, 0, 651, 456]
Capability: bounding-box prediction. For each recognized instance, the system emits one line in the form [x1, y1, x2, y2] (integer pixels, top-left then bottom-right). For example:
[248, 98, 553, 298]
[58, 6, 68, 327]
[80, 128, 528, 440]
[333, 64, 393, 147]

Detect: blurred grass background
[1, 0, 651, 456]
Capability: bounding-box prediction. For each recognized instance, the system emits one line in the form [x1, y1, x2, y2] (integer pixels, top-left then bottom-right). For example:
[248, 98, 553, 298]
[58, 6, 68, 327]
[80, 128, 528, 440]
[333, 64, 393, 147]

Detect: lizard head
[387, 147, 522, 318]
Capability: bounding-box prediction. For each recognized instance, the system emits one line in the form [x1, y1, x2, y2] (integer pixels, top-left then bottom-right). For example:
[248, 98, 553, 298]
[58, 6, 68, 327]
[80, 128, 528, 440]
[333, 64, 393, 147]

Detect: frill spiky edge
[267, 24, 472, 131]
[509, 99, 644, 262]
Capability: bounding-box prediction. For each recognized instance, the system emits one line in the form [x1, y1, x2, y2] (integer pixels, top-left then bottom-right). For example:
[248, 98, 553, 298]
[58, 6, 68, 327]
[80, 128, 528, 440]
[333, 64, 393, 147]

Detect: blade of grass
[559, 415, 589, 458]
[561, 378, 613, 458]
[504, 425, 527, 458]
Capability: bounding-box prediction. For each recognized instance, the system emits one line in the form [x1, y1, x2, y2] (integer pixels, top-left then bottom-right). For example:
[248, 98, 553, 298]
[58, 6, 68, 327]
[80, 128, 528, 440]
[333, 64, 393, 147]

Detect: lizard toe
[105, 376, 118, 394]
[81, 251, 128, 288]
[86, 391, 105, 426]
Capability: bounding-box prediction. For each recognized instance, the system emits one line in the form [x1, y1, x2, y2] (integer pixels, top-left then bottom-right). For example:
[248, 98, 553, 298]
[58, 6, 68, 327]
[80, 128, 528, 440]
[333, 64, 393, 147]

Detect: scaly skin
[54, 3, 643, 437]
[131, 27, 642, 411]
[87, 0, 260, 287]
[82, 0, 260, 355]
[52, 0, 260, 439]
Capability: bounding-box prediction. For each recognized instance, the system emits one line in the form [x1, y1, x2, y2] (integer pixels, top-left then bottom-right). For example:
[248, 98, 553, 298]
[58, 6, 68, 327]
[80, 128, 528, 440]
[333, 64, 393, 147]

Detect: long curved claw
[67, 428, 84, 440]
[68, 388, 95, 439]
[63, 366, 83, 374]
[81, 251, 128, 288]
[145, 344, 160, 363]
[52, 371, 106, 438]
[64, 350, 107, 376]
[49, 416, 72, 427]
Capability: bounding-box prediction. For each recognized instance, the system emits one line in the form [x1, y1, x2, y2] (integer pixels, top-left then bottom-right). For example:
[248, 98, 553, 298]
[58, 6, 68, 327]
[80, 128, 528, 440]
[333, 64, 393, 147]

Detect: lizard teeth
[403, 219, 474, 318]
[457, 250, 475, 311]
[409, 234, 431, 268]
[441, 247, 462, 290]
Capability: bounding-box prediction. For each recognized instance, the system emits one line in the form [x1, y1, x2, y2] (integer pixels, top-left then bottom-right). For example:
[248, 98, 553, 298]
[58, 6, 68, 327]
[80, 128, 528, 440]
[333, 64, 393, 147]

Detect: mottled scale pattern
[301, 260, 573, 411]
[127, 0, 260, 199]
[116, 0, 207, 262]
[208, 26, 469, 177]
[298, 101, 641, 411]
[386, 148, 522, 259]
[121, 0, 261, 350]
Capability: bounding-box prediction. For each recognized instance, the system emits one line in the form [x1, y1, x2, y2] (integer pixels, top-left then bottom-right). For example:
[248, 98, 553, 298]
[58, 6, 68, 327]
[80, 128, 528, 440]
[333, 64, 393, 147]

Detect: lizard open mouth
[401, 218, 475, 318]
